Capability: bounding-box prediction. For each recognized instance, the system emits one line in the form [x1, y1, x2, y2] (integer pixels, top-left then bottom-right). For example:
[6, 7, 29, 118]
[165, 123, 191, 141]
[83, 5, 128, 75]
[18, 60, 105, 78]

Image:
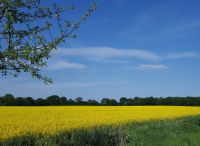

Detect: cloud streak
[166, 52, 198, 59]
[55, 47, 161, 61]
[138, 64, 168, 70]
[46, 60, 86, 71]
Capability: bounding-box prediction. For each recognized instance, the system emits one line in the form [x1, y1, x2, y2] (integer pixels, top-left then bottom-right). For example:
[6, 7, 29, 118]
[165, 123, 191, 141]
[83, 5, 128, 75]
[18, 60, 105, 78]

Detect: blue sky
[1, 0, 200, 99]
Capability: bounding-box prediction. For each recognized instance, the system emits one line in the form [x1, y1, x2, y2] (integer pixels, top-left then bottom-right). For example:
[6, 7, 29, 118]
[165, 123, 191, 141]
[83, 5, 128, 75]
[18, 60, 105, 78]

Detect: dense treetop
[0, 94, 200, 106]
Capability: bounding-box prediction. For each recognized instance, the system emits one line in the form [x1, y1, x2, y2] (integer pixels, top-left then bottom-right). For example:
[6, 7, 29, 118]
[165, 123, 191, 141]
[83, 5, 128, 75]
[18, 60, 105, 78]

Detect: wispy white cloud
[53, 47, 198, 64]
[55, 47, 161, 61]
[46, 60, 86, 71]
[166, 52, 198, 59]
[138, 64, 168, 70]
[89, 57, 131, 64]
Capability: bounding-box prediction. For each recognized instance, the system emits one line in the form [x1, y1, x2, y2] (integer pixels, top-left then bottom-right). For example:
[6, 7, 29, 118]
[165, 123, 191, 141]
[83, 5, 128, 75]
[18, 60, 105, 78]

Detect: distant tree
[0, 100, 3, 105]
[126, 98, 134, 105]
[87, 99, 99, 105]
[162, 97, 173, 105]
[46, 95, 60, 105]
[143, 97, 157, 105]
[60, 96, 68, 105]
[100, 98, 118, 105]
[15, 97, 25, 106]
[68, 98, 76, 105]
[0, 0, 96, 83]
[36, 98, 48, 106]
[101, 98, 110, 105]
[156, 97, 163, 105]
[109, 99, 118, 106]
[0, 96, 3, 105]
[133, 97, 146, 105]
[119, 97, 128, 105]
[24, 97, 35, 105]
[1, 94, 200, 106]
[1, 94, 15, 105]
[75, 97, 83, 104]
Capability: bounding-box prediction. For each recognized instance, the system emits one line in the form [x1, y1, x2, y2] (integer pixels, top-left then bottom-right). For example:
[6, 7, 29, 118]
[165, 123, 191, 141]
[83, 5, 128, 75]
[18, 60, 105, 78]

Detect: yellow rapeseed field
[0, 106, 200, 140]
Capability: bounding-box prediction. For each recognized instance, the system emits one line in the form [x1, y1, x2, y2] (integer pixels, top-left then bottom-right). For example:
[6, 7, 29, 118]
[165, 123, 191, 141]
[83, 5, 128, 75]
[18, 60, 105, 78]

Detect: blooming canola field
[0, 106, 200, 140]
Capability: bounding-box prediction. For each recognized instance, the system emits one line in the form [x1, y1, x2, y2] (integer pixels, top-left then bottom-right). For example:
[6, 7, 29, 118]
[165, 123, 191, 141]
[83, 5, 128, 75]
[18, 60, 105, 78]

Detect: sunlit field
[0, 106, 200, 141]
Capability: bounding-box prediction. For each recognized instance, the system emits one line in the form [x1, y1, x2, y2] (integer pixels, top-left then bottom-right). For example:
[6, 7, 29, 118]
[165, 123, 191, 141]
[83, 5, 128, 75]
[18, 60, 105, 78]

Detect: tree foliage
[1, 94, 200, 106]
[0, 0, 96, 83]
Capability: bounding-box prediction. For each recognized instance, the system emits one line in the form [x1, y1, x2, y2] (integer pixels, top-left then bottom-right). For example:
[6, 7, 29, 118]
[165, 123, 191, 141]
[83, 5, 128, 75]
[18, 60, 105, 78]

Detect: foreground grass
[0, 115, 200, 146]
[125, 116, 200, 146]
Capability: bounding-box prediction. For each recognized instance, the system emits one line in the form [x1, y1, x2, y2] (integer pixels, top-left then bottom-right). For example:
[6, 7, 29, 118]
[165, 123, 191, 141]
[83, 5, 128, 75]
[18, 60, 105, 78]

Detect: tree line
[1, 94, 200, 106]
